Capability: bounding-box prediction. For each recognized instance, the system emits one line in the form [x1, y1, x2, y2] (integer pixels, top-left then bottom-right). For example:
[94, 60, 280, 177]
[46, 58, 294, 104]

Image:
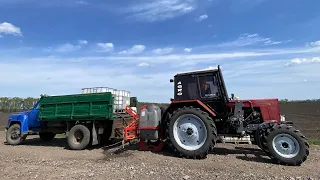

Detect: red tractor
[136, 65, 309, 166]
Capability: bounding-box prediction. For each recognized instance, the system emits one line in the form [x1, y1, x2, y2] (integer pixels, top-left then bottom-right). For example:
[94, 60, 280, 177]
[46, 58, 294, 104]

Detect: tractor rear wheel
[168, 106, 217, 159]
[266, 124, 309, 166]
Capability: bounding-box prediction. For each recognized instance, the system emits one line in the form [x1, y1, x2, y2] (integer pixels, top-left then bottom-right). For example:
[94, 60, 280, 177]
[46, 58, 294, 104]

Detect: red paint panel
[227, 98, 280, 123]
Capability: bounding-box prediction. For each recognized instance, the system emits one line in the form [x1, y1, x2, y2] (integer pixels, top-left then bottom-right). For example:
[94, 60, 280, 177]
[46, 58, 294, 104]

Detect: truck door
[27, 102, 41, 129]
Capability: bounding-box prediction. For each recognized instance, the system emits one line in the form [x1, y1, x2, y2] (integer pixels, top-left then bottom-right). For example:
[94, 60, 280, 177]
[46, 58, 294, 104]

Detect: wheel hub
[173, 114, 207, 151]
[11, 128, 20, 139]
[282, 142, 289, 149]
[186, 128, 194, 136]
[73, 131, 84, 144]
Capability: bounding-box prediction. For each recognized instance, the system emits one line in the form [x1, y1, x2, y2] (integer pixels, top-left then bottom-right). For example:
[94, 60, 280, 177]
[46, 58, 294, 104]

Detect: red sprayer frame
[123, 105, 164, 152]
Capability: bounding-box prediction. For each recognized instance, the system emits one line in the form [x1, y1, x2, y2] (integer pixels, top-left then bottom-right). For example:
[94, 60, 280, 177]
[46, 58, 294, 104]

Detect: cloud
[2, 39, 320, 102]
[125, 0, 196, 22]
[96, 43, 114, 52]
[119, 45, 146, 55]
[78, 40, 88, 45]
[52, 43, 320, 68]
[76, 1, 89, 5]
[45, 40, 88, 53]
[56, 43, 81, 52]
[137, 62, 151, 67]
[285, 57, 320, 66]
[0, 22, 22, 36]
[310, 40, 320, 47]
[0, 58, 175, 102]
[184, 48, 192, 52]
[217, 33, 284, 47]
[152, 47, 173, 54]
[196, 14, 208, 21]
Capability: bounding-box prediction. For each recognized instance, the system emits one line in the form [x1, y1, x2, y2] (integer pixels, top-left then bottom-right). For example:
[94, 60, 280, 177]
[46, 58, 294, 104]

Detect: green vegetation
[308, 139, 320, 146]
[0, 97, 39, 113]
[279, 99, 320, 104]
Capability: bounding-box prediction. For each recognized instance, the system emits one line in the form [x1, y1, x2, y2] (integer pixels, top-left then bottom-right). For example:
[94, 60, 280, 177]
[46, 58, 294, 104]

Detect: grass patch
[55, 133, 67, 138]
[308, 139, 320, 146]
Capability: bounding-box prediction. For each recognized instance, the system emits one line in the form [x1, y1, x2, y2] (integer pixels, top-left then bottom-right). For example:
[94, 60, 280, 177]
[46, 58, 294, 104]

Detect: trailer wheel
[266, 124, 309, 166]
[39, 132, 56, 141]
[6, 124, 25, 145]
[68, 124, 91, 150]
[168, 106, 217, 159]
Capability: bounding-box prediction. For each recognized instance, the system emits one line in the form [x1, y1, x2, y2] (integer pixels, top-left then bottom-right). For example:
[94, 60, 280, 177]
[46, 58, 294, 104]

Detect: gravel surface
[0, 132, 319, 180]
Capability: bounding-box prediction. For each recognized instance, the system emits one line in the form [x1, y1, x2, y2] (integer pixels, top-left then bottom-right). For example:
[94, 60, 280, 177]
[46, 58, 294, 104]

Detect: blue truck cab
[5, 100, 43, 145]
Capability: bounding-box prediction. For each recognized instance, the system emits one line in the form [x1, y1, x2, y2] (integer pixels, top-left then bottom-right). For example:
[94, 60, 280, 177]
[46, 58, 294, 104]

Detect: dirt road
[0, 132, 319, 180]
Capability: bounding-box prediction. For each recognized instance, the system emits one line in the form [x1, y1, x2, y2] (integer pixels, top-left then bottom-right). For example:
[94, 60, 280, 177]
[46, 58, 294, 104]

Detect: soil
[0, 133, 319, 180]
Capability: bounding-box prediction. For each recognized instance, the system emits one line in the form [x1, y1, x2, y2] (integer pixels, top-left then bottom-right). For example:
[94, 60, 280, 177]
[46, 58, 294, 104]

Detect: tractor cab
[170, 65, 230, 116]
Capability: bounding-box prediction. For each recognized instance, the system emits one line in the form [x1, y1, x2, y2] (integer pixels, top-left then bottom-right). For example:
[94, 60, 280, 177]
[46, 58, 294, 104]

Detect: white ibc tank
[81, 87, 131, 112]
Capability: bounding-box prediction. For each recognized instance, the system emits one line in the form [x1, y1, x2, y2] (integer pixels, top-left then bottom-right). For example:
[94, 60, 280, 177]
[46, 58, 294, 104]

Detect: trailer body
[5, 92, 125, 149]
[38, 93, 114, 121]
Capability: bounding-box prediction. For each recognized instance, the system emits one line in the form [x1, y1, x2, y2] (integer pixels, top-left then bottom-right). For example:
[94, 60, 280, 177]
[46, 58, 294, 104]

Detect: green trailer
[38, 92, 114, 121]
[5, 92, 133, 150]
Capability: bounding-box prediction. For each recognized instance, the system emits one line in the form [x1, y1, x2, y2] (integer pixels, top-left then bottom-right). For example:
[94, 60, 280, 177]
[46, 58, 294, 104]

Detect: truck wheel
[6, 124, 24, 145]
[266, 124, 309, 166]
[39, 132, 56, 141]
[68, 124, 91, 150]
[168, 106, 217, 159]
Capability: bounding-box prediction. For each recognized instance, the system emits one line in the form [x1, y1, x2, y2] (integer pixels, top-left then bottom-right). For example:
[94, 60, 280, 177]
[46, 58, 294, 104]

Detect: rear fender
[161, 100, 217, 123]
[7, 115, 29, 134]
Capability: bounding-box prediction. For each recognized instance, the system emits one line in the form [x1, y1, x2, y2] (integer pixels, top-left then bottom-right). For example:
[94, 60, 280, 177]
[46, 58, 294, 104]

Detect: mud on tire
[168, 106, 217, 159]
[266, 124, 310, 166]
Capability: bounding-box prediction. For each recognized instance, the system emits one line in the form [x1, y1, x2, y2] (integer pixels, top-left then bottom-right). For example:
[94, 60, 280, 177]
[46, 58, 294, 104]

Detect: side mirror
[170, 79, 174, 82]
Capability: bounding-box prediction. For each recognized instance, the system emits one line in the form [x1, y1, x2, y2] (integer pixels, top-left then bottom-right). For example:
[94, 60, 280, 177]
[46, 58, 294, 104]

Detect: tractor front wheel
[168, 106, 217, 159]
[266, 124, 309, 166]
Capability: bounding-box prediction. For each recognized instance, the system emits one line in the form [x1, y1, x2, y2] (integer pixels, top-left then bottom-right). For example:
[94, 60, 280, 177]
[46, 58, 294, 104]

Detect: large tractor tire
[254, 122, 275, 155]
[67, 124, 91, 150]
[265, 124, 309, 166]
[39, 132, 56, 141]
[168, 106, 217, 159]
[6, 124, 26, 145]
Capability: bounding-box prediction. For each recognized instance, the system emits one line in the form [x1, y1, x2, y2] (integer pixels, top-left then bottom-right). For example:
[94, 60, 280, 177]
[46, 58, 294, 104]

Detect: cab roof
[175, 66, 219, 76]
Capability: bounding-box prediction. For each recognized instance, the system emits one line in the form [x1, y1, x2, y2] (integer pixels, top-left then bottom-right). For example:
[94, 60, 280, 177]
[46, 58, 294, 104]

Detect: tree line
[0, 96, 320, 113]
[0, 97, 39, 113]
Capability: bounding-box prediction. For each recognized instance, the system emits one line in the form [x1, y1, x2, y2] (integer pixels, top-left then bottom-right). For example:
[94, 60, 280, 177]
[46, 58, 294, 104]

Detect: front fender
[7, 114, 29, 134]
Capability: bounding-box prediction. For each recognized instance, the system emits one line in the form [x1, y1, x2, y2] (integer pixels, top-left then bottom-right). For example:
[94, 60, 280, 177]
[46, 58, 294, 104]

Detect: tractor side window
[187, 82, 198, 99]
[198, 75, 219, 99]
[175, 75, 198, 100]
